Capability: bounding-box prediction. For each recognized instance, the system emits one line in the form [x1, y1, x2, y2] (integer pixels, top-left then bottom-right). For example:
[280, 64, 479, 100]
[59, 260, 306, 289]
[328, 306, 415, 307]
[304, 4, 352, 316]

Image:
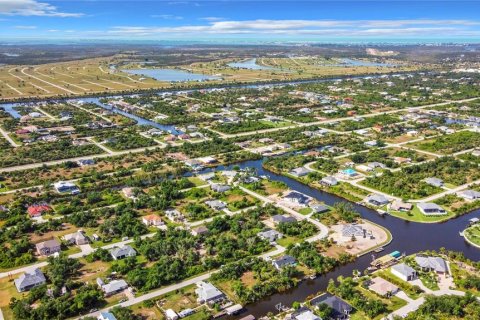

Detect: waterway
[122, 68, 220, 82]
[205, 158, 480, 318]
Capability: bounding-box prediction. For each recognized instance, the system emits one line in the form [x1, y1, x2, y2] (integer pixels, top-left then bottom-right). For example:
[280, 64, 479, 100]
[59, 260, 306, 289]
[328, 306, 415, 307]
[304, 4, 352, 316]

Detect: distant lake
[227, 58, 275, 70]
[122, 68, 220, 82]
[0, 104, 22, 118]
[339, 58, 396, 67]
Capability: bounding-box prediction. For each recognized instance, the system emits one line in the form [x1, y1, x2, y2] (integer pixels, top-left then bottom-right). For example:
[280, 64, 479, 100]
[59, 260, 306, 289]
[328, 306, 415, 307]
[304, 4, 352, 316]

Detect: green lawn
[464, 225, 480, 247]
[388, 205, 455, 223]
[375, 269, 423, 300]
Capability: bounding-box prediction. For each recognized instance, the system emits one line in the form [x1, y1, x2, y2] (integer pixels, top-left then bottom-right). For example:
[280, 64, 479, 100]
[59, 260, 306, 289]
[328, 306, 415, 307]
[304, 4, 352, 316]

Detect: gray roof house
[272, 255, 296, 269]
[63, 231, 89, 245]
[36, 239, 61, 256]
[310, 293, 353, 319]
[320, 176, 338, 186]
[425, 177, 444, 188]
[210, 184, 231, 193]
[342, 224, 364, 238]
[257, 229, 283, 243]
[110, 245, 136, 260]
[205, 200, 227, 211]
[310, 204, 330, 214]
[271, 214, 297, 225]
[15, 268, 46, 292]
[97, 278, 128, 296]
[195, 281, 225, 304]
[289, 167, 311, 177]
[415, 256, 448, 274]
[365, 194, 390, 206]
[391, 263, 418, 281]
[417, 203, 447, 216]
[457, 189, 480, 201]
[283, 191, 311, 205]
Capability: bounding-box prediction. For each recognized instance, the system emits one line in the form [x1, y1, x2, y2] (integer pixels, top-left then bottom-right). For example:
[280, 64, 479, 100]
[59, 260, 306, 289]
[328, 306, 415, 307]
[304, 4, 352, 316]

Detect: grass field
[388, 205, 455, 223]
[0, 54, 417, 101]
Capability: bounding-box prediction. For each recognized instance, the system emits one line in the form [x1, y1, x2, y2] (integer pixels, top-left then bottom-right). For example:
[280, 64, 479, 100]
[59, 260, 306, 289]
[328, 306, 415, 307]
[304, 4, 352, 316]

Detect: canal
[209, 158, 480, 318]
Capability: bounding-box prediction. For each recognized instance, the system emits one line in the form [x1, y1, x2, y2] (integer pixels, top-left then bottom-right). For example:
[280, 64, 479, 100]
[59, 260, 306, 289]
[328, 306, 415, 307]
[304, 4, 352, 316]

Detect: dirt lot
[329, 220, 389, 255]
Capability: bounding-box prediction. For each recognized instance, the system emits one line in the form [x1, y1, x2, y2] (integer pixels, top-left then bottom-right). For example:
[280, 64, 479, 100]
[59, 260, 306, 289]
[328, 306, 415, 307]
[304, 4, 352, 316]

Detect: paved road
[0, 126, 20, 148]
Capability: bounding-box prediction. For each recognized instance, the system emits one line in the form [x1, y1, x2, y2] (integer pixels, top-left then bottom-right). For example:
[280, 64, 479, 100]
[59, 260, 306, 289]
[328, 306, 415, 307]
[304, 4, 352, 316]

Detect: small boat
[309, 274, 317, 280]
[374, 247, 384, 253]
[377, 209, 387, 216]
[459, 231, 464, 237]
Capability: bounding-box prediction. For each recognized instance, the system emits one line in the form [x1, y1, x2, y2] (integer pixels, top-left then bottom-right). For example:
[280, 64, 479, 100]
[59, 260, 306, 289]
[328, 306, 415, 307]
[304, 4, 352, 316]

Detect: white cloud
[13, 25, 37, 29]
[151, 14, 183, 20]
[200, 17, 226, 22]
[107, 19, 480, 37]
[0, 0, 83, 17]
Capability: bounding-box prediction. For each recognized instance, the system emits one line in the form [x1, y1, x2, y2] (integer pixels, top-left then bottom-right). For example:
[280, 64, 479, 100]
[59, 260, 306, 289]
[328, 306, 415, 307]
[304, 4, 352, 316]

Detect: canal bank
[207, 158, 480, 319]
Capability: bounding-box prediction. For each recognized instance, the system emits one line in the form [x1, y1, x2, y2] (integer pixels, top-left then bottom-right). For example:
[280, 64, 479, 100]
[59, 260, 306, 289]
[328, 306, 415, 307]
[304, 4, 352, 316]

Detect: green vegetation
[412, 131, 480, 154]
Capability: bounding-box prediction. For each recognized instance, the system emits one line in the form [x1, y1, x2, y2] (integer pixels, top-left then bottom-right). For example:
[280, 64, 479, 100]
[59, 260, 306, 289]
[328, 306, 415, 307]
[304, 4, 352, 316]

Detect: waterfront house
[272, 255, 297, 270]
[15, 268, 46, 292]
[36, 239, 61, 256]
[414, 256, 448, 274]
[291, 307, 321, 320]
[321, 176, 338, 186]
[390, 200, 413, 212]
[310, 204, 330, 214]
[110, 245, 136, 260]
[364, 194, 390, 206]
[310, 293, 352, 319]
[195, 281, 225, 304]
[341, 224, 364, 238]
[417, 203, 447, 216]
[391, 263, 417, 281]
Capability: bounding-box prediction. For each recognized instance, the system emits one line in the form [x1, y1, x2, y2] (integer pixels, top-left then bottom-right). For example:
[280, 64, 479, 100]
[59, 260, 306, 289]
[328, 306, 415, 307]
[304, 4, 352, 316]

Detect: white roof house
[195, 281, 225, 303]
[391, 263, 417, 281]
[417, 203, 447, 216]
[457, 190, 480, 200]
[15, 268, 46, 292]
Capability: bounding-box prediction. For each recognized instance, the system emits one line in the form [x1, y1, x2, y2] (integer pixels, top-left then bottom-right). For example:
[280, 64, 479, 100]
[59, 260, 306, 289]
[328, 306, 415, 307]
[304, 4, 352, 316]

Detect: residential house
[310, 293, 352, 319]
[122, 187, 138, 201]
[272, 255, 297, 270]
[195, 281, 225, 304]
[390, 200, 413, 212]
[142, 214, 164, 227]
[289, 167, 311, 177]
[271, 214, 297, 225]
[320, 176, 338, 186]
[165, 309, 179, 320]
[291, 307, 321, 320]
[425, 177, 444, 188]
[368, 277, 399, 297]
[257, 229, 283, 243]
[63, 231, 89, 245]
[391, 263, 417, 281]
[205, 200, 227, 211]
[77, 159, 95, 167]
[15, 268, 46, 292]
[417, 203, 447, 216]
[110, 245, 136, 260]
[457, 190, 480, 201]
[415, 256, 448, 274]
[36, 239, 61, 256]
[53, 181, 80, 194]
[310, 204, 330, 214]
[341, 224, 364, 238]
[283, 191, 311, 206]
[211, 184, 231, 193]
[27, 204, 52, 218]
[365, 194, 390, 206]
[191, 226, 209, 236]
[165, 208, 184, 222]
[97, 312, 117, 320]
[97, 278, 128, 296]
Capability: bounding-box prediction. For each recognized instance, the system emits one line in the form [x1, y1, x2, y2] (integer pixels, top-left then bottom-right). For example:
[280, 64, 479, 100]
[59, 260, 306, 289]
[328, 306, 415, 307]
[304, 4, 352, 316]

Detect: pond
[122, 68, 220, 82]
[339, 58, 397, 67]
[0, 103, 22, 119]
[227, 58, 276, 70]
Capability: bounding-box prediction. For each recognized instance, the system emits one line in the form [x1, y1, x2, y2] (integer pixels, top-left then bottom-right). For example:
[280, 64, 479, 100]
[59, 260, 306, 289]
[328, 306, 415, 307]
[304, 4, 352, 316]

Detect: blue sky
[1, 1, 480, 43]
